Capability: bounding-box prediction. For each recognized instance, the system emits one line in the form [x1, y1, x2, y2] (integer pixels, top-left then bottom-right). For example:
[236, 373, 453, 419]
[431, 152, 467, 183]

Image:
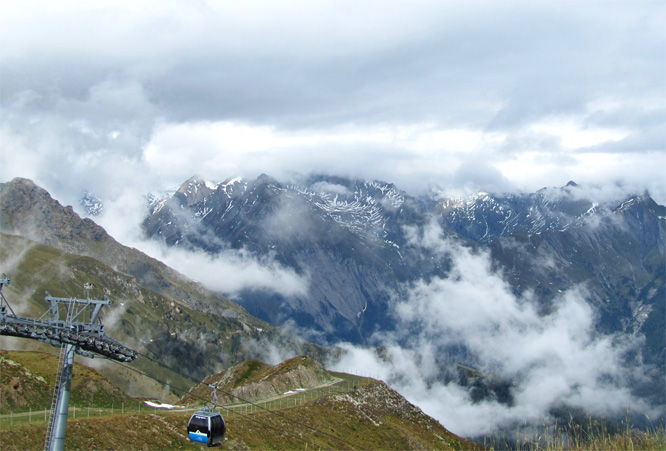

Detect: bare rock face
[142, 174, 441, 344]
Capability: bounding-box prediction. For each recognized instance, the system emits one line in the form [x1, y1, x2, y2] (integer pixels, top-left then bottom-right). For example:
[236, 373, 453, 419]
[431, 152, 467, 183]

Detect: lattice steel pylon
[0, 274, 137, 451]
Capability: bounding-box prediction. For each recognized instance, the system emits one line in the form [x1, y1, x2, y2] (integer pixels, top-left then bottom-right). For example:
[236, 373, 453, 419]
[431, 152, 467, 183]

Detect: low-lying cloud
[329, 224, 652, 437]
[145, 242, 310, 300]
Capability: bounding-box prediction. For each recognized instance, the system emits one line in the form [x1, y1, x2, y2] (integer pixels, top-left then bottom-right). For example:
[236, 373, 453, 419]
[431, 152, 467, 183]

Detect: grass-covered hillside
[0, 350, 483, 450]
[0, 178, 329, 393]
[1, 350, 141, 413]
[0, 232, 326, 398]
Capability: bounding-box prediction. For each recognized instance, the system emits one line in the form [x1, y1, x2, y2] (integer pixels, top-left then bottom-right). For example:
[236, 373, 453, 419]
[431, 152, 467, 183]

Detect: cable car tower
[0, 274, 136, 451]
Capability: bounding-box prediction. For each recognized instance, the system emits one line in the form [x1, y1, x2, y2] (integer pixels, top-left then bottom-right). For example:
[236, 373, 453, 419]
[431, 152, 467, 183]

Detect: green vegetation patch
[0, 351, 140, 414]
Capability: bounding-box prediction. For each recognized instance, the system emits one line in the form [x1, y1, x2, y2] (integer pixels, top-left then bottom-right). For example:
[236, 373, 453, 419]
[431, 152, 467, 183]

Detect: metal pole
[48, 343, 75, 451]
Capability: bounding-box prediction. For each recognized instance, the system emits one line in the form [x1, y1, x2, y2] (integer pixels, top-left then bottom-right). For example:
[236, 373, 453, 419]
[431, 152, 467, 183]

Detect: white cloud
[154, 246, 310, 298]
[530, 118, 629, 149]
[311, 181, 351, 196]
[330, 225, 652, 437]
[103, 213, 310, 300]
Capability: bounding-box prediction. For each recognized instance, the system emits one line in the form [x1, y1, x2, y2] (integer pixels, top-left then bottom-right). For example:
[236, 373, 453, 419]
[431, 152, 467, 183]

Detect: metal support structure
[44, 344, 67, 450]
[0, 274, 136, 451]
[0, 278, 136, 361]
[47, 343, 75, 451]
[209, 384, 218, 409]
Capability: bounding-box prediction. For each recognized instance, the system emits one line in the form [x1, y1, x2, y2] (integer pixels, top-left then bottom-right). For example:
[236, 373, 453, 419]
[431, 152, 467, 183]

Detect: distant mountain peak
[178, 174, 216, 192]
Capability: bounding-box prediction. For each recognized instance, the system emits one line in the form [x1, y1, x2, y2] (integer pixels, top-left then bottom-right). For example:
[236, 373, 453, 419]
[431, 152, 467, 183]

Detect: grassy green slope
[0, 350, 482, 451]
[1, 350, 142, 414]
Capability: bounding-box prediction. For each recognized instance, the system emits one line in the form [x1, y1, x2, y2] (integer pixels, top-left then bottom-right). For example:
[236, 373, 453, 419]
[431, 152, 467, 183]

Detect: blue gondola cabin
[187, 410, 226, 447]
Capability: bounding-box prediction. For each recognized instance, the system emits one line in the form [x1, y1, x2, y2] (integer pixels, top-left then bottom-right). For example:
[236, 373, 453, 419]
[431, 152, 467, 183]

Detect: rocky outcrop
[184, 356, 336, 405]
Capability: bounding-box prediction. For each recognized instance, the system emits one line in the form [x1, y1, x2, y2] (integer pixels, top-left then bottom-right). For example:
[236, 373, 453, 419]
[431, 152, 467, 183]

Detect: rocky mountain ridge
[143, 174, 439, 343]
[182, 356, 336, 406]
[142, 174, 664, 339]
[140, 173, 665, 415]
[439, 181, 665, 244]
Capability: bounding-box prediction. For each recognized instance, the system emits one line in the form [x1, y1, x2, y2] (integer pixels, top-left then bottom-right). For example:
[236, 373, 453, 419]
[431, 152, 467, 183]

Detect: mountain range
[1, 174, 664, 438]
[143, 177, 662, 343]
[143, 174, 449, 343]
[140, 173, 664, 413]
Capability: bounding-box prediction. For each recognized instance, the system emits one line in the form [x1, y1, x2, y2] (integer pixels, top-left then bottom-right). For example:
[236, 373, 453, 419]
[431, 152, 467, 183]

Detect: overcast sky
[2, 0, 665, 208]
